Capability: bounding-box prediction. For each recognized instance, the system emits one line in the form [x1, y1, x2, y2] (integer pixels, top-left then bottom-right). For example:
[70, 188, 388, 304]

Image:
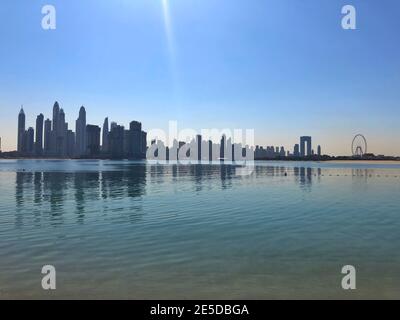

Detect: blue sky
[0, 0, 399, 155]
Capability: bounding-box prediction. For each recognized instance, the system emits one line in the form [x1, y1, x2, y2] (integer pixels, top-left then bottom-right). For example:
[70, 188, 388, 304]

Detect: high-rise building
[17, 107, 25, 153]
[141, 131, 147, 158]
[123, 129, 130, 156]
[102, 117, 109, 153]
[128, 121, 142, 159]
[86, 125, 101, 156]
[220, 135, 226, 160]
[109, 125, 125, 158]
[57, 108, 67, 156]
[26, 127, 35, 155]
[50, 101, 60, 155]
[67, 130, 75, 158]
[75, 106, 86, 156]
[317, 145, 321, 157]
[196, 134, 202, 161]
[294, 144, 300, 157]
[110, 122, 117, 131]
[52, 102, 60, 133]
[300, 136, 312, 157]
[44, 119, 52, 154]
[279, 146, 286, 157]
[35, 114, 44, 156]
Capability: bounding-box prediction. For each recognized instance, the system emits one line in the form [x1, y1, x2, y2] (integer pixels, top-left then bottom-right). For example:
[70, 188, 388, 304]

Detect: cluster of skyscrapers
[17, 102, 147, 159]
[148, 134, 253, 162]
[255, 136, 322, 159]
[15, 102, 321, 160]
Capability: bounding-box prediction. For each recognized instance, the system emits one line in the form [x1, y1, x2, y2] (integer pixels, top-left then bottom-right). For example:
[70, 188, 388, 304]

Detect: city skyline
[10, 101, 330, 161]
[14, 102, 148, 159]
[1, 102, 398, 159]
[1, 1, 400, 155]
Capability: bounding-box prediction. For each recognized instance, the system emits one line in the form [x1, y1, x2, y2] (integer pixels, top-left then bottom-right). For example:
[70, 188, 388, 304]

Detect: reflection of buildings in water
[14, 166, 147, 226]
[242, 164, 324, 189]
[15, 171, 28, 208]
[148, 163, 236, 191]
[351, 168, 374, 192]
[299, 167, 313, 188]
[74, 172, 100, 222]
[352, 168, 375, 178]
[253, 165, 320, 190]
[44, 172, 69, 217]
[33, 172, 42, 205]
[15, 171, 33, 228]
[124, 165, 147, 199]
[153, 163, 325, 191]
[220, 164, 234, 190]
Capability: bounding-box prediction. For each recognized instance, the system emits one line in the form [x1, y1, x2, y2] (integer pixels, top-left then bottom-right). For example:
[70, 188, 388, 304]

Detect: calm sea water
[0, 160, 400, 299]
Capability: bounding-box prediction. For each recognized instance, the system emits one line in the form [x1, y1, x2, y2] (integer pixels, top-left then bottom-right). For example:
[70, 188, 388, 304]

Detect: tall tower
[52, 101, 60, 133]
[44, 118, 52, 154]
[35, 113, 44, 156]
[75, 106, 86, 156]
[300, 136, 312, 157]
[17, 107, 25, 153]
[220, 134, 226, 160]
[197, 134, 202, 161]
[86, 125, 101, 156]
[102, 117, 109, 153]
[58, 108, 67, 156]
[50, 101, 60, 155]
[128, 120, 142, 158]
[26, 127, 35, 155]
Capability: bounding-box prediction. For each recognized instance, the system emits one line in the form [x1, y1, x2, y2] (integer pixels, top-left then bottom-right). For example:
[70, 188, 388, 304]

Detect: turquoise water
[0, 160, 400, 299]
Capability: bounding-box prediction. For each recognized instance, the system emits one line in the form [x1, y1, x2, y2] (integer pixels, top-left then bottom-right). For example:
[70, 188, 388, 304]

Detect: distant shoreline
[0, 156, 399, 163]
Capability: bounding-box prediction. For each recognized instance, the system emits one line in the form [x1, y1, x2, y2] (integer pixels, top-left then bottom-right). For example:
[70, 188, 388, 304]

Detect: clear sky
[0, 0, 399, 155]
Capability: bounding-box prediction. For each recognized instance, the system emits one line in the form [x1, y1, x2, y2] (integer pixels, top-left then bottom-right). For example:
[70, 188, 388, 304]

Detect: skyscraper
[109, 125, 125, 159]
[220, 135, 226, 160]
[128, 121, 142, 159]
[17, 107, 25, 153]
[196, 134, 202, 161]
[52, 102, 60, 133]
[110, 121, 117, 131]
[44, 119, 52, 154]
[51, 101, 60, 155]
[102, 117, 109, 153]
[300, 136, 312, 157]
[141, 131, 147, 158]
[75, 106, 86, 156]
[86, 125, 101, 156]
[67, 130, 75, 158]
[294, 144, 300, 157]
[317, 145, 321, 157]
[279, 146, 286, 157]
[57, 108, 67, 156]
[26, 127, 35, 155]
[35, 113, 44, 156]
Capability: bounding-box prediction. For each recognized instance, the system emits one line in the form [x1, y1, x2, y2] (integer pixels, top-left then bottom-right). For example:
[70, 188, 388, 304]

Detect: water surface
[0, 160, 399, 299]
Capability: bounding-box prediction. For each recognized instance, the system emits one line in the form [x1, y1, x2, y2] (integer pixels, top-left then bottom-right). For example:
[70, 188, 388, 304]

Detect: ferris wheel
[351, 134, 367, 157]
